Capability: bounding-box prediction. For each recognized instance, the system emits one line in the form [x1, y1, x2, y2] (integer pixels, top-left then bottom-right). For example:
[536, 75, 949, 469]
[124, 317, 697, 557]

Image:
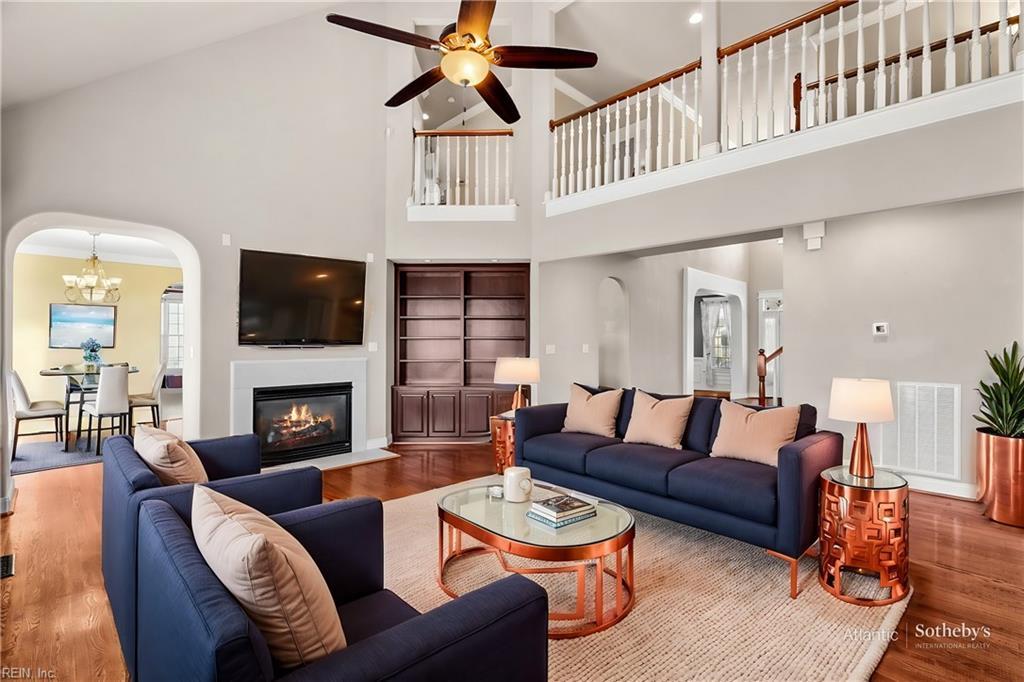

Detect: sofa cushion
[134, 425, 208, 486]
[709, 403, 818, 448]
[586, 444, 706, 496]
[522, 432, 619, 474]
[682, 396, 722, 453]
[711, 401, 801, 467]
[563, 384, 623, 438]
[624, 391, 694, 449]
[337, 590, 419, 645]
[667, 457, 778, 525]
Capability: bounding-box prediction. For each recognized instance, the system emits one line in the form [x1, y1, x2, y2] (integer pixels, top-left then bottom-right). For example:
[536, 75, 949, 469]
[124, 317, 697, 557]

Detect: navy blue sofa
[136, 496, 549, 681]
[102, 434, 324, 679]
[514, 390, 842, 586]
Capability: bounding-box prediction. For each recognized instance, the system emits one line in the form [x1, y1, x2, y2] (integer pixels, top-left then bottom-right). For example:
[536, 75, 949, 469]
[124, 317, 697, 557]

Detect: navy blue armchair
[136, 496, 549, 681]
[102, 434, 323, 679]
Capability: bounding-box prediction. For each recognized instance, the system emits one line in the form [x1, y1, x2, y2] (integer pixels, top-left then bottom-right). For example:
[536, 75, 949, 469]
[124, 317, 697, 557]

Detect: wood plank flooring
[2, 442, 1021, 681]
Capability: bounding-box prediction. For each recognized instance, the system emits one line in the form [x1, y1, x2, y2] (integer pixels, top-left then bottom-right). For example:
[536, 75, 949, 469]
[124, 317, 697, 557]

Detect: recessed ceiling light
[422, 112, 430, 120]
[689, 11, 703, 24]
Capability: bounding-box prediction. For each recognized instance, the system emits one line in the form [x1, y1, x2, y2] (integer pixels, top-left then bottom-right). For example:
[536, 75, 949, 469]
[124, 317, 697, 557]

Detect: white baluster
[658, 82, 666, 170]
[504, 136, 511, 203]
[922, 0, 933, 96]
[455, 137, 461, 205]
[817, 14, 826, 124]
[736, 48, 744, 145]
[767, 36, 775, 138]
[550, 129, 558, 198]
[889, 61, 897, 101]
[722, 58, 730, 150]
[753, 42, 760, 141]
[604, 106, 612, 185]
[624, 97, 631, 178]
[837, 6, 847, 119]
[645, 88, 653, 173]
[413, 135, 424, 205]
[826, 83, 834, 123]
[577, 114, 585, 189]
[484, 135, 490, 204]
[614, 102, 622, 182]
[856, 2, 866, 114]
[568, 119, 576, 194]
[474, 138, 480, 205]
[784, 30, 792, 133]
[559, 124, 566, 197]
[679, 75, 687, 163]
[908, 53, 916, 97]
[898, 0, 909, 102]
[668, 78, 676, 167]
[464, 135, 469, 204]
[998, 0, 1010, 75]
[800, 22, 808, 129]
[692, 69, 700, 158]
[945, 0, 956, 90]
[493, 134, 500, 204]
[970, 0, 982, 82]
[876, 1, 887, 109]
[586, 112, 593, 190]
[634, 93, 642, 176]
[432, 137, 440, 205]
[445, 137, 452, 205]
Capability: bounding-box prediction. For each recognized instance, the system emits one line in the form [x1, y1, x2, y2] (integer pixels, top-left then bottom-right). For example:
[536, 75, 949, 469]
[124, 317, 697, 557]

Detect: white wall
[783, 192, 1024, 496]
[2, 6, 391, 441]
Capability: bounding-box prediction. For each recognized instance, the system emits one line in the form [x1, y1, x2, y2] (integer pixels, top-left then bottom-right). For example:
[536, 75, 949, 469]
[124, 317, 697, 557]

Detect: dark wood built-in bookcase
[393, 264, 530, 442]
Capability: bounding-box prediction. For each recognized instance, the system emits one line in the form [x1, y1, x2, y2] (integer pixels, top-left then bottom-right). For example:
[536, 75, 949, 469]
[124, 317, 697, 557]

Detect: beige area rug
[382, 476, 910, 682]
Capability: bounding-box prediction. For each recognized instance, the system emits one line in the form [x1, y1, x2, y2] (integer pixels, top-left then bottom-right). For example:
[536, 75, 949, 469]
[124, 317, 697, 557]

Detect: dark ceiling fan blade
[475, 72, 520, 124]
[491, 45, 598, 69]
[457, 0, 496, 40]
[326, 14, 441, 51]
[385, 67, 445, 107]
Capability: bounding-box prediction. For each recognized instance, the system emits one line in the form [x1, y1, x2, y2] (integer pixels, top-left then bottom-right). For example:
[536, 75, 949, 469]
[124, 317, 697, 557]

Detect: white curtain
[700, 297, 731, 386]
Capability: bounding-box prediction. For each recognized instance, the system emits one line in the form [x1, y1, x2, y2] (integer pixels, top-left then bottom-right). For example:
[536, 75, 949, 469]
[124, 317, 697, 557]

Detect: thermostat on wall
[872, 322, 889, 337]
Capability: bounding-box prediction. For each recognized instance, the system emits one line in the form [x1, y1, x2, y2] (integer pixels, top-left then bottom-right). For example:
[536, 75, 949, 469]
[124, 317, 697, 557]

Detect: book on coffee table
[530, 494, 595, 521]
[526, 509, 597, 529]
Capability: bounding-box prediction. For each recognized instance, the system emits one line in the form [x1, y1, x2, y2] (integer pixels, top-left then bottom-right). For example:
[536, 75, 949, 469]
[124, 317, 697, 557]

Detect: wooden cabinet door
[461, 389, 494, 436]
[393, 388, 429, 438]
[428, 390, 460, 437]
[493, 386, 531, 414]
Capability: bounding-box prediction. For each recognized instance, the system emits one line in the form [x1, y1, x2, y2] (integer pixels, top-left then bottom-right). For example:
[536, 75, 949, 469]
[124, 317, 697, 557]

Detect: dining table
[39, 364, 140, 451]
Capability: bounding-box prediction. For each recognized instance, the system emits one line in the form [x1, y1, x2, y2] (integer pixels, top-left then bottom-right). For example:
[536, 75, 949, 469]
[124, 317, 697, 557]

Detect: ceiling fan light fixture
[440, 48, 490, 86]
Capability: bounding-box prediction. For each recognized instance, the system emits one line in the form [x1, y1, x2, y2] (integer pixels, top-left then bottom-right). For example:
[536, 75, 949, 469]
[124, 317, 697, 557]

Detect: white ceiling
[1, 1, 332, 109]
[17, 228, 180, 267]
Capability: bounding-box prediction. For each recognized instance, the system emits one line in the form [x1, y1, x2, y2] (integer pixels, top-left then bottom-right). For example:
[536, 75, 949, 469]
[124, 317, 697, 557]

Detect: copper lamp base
[849, 422, 875, 478]
[510, 384, 529, 411]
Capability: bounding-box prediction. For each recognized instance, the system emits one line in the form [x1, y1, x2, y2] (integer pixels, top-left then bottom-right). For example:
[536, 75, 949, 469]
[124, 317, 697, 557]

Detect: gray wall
[2, 6, 392, 440]
[783, 192, 1024, 493]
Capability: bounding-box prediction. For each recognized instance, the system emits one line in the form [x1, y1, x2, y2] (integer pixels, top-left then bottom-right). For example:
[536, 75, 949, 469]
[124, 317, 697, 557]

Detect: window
[161, 286, 184, 371]
[710, 305, 731, 369]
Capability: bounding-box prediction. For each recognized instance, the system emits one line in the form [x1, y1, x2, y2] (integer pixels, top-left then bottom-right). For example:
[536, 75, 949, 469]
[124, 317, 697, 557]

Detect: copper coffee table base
[437, 518, 635, 638]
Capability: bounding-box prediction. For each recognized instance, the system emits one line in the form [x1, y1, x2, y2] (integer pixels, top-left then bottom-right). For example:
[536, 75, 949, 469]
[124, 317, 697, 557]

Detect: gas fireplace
[252, 382, 352, 465]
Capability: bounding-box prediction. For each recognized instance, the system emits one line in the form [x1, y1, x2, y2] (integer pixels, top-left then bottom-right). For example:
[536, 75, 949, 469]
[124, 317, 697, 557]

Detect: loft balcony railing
[411, 129, 515, 208]
[548, 0, 1021, 203]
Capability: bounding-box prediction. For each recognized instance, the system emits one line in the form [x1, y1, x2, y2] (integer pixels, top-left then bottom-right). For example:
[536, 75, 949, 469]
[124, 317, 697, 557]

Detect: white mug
[503, 466, 533, 503]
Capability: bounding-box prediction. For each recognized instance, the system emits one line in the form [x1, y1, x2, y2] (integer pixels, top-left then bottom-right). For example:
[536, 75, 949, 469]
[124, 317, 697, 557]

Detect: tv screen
[238, 250, 366, 346]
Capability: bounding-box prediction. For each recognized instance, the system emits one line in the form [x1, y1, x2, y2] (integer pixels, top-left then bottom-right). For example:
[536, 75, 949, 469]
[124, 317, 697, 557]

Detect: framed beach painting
[49, 304, 117, 349]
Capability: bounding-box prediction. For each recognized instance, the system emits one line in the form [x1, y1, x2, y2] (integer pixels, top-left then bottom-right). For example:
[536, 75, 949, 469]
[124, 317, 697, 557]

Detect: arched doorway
[597, 277, 630, 388]
[2, 213, 202, 512]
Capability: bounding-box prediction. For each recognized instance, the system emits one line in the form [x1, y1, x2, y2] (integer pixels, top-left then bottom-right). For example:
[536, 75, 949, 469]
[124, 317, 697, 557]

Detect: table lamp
[828, 377, 895, 478]
[493, 357, 540, 411]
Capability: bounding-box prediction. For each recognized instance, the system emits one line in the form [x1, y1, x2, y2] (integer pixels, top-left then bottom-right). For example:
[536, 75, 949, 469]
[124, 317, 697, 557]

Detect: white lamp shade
[828, 378, 895, 423]
[493, 357, 540, 385]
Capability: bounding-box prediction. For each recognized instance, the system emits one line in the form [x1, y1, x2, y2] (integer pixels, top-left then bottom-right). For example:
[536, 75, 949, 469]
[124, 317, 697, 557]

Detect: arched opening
[682, 268, 747, 397]
[3, 213, 202, 506]
[597, 276, 629, 388]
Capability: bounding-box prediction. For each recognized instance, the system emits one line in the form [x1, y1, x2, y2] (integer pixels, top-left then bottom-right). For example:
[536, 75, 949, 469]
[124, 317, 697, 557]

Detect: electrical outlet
[545, 344, 556, 355]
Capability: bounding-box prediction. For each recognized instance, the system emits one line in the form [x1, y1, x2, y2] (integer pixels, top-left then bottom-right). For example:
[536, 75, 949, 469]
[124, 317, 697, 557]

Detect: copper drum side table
[490, 415, 515, 473]
[437, 483, 635, 638]
[818, 466, 910, 606]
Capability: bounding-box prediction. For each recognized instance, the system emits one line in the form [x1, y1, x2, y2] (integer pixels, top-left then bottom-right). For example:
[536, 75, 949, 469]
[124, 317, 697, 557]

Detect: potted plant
[81, 337, 103, 372]
[975, 341, 1024, 527]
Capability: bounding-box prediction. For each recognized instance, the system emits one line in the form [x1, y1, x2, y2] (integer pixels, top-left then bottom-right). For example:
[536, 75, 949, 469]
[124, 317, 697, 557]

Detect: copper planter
[976, 429, 1024, 528]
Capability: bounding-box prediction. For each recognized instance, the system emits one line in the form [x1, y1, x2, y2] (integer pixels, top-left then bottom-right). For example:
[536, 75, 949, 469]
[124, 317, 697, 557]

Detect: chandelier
[63, 233, 122, 304]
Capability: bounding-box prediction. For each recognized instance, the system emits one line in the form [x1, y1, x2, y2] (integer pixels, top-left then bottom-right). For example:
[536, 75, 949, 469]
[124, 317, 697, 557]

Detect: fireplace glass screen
[252, 382, 352, 465]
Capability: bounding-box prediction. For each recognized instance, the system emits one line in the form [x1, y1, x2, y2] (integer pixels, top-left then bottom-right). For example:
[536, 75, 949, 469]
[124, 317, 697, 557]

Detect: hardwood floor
[2, 441, 1021, 680]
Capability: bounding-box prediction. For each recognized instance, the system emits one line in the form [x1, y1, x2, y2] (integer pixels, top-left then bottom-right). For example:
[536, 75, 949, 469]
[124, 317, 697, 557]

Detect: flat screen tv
[238, 250, 366, 346]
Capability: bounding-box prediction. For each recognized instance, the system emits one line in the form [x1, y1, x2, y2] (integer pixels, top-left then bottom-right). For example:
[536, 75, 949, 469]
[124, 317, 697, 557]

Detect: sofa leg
[766, 548, 813, 599]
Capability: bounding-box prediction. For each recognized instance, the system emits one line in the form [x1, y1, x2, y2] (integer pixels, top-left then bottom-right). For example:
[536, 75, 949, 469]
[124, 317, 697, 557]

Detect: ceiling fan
[326, 0, 598, 124]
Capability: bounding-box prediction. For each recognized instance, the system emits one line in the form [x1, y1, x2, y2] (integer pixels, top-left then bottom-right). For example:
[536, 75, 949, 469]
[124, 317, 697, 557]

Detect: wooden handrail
[806, 14, 1020, 91]
[548, 58, 701, 131]
[757, 346, 784, 407]
[718, 0, 856, 59]
[413, 129, 514, 137]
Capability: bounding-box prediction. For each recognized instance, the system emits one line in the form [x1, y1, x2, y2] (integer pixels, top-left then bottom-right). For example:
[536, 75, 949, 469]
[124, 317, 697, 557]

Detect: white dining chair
[7, 370, 65, 460]
[81, 365, 130, 456]
[129, 362, 165, 429]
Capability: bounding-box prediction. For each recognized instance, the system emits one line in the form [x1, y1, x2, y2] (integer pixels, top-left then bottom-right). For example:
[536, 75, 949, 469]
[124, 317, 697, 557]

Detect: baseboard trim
[366, 436, 390, 450]
[902, 473, 977, 500]
[0, 487, 18, 517]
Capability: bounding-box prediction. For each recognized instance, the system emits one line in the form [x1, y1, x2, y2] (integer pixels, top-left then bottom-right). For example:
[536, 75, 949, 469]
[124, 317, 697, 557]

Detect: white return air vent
[869, 382, 961, 481]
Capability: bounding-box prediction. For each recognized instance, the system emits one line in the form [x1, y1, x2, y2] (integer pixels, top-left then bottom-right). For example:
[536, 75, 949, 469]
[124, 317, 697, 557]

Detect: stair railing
[757, 346, 784, 407]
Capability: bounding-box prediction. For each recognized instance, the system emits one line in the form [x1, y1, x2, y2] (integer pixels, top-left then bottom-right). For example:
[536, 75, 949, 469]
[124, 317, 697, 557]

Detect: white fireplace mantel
[230, 358, 368, 453]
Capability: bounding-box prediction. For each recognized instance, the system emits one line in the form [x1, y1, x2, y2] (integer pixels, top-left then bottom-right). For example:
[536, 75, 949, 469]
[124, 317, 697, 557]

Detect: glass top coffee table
[437, 480, 635, 638]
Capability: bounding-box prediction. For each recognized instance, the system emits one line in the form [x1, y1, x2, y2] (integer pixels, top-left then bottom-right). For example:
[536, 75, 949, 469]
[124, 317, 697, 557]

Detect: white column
[699, 0, 721, 155]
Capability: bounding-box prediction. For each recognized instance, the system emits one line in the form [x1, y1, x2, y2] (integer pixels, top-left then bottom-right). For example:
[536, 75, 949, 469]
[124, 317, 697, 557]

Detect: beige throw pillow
[191, 486, 346, 668]
[134, 425, 208, 486]
[710, 401, 801, 467]
[624, 391, 694, 449]
[562, 384, 624, 438]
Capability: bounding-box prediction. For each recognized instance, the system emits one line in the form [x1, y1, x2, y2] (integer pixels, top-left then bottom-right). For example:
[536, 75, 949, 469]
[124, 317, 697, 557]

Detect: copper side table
[818, 466, 910, 606]
[490, 414, 515, 473]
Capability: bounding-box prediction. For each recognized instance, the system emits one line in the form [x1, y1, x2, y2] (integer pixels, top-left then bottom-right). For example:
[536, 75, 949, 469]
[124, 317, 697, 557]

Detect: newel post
[792, 73, 803, 132]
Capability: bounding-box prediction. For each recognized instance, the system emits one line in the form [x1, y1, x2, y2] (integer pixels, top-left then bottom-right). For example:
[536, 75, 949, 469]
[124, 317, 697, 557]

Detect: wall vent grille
[870, 381, 960, 480]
